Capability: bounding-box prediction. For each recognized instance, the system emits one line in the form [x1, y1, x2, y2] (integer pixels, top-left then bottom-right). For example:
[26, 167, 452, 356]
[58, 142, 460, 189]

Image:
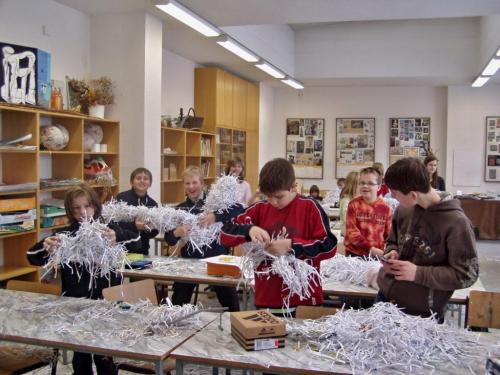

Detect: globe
[86, 123, 103, 144]
[40, 124, 69, 151]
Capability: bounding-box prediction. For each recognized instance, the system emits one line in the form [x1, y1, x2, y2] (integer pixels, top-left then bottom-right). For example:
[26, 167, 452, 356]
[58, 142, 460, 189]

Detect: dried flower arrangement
[66, 76, 115, 113]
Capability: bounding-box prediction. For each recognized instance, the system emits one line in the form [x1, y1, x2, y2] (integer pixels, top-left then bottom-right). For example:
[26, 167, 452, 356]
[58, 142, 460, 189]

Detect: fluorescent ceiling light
[471, 76, 490, 88]
[216, 37, 259, 62]
[497, 47, 500, 57]
[255, 61, 285, 79]
[481, 58, 500, 76]
[281, 78, 304, 89]
[156, 1, 220, 37]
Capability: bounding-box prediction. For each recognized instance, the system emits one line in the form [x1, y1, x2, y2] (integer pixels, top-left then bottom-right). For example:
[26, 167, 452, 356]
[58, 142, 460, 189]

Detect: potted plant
[67, 76, 114, 118]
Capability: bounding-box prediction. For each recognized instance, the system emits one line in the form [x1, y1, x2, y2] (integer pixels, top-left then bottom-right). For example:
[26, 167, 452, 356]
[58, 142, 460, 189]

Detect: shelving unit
[0, 103, 120, 283]
[195, 67, 259, 190]
[161, 127, 216, 204]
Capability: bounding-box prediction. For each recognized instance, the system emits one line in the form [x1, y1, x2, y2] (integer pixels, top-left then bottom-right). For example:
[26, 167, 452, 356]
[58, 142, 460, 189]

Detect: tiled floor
[21, 240, 500, 374]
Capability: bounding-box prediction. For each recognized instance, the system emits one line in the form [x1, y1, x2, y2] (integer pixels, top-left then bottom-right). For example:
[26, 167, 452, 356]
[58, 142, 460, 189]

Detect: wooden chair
[296, 305, 338, 319]
[102, 279, 158, 305]
[0, 281, 60, 375]
[103, 279, 174, 374]
[466, 290, 500, 329]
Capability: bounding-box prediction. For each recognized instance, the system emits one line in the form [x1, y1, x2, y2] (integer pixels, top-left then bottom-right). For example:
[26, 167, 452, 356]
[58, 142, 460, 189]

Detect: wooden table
[0, 289, 216, 375]
[121, 257, 252, 309]
[171, 312, 500, 375]
[458, 198, 500, 240]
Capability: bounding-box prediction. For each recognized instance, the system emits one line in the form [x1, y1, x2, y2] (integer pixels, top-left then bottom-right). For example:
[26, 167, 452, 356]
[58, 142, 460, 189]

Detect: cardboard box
[0, 197, 36, 213]
[231, 328, 285, 351]
[204, 255, 242, 277]
[230, 310, 286, 340]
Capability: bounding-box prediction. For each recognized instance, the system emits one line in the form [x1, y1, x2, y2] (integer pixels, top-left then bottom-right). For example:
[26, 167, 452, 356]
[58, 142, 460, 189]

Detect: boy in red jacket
[220, 158, 337, 315]
[344, 167, 392, 258]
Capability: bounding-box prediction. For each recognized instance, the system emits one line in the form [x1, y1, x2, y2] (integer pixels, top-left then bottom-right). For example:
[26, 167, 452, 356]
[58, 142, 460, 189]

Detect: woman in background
[339, 171, 359, 236]
[424, 154, 446, 191]
[372, 162, 389, 197]
[225, 157, 252, 205]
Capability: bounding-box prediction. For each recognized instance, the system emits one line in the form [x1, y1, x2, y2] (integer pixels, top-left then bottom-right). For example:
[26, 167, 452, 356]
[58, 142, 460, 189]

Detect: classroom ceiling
[55, 0, 500, 86]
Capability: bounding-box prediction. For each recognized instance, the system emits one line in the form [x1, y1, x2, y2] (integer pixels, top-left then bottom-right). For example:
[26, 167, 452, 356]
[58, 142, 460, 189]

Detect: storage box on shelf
[195, 67, 259, 190]
[0, 103, 120, 282]
[161, 126, 215, 205]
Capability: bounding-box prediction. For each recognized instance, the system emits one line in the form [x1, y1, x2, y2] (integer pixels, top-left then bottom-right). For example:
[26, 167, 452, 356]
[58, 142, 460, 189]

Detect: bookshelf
[161, 127, 216, 204]
[216, 128, 247, 176]
[0, 103, 120, 283]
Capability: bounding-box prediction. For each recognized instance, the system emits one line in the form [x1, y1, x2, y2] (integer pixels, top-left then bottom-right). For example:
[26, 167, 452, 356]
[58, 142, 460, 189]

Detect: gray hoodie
[377, 194, 479, 318]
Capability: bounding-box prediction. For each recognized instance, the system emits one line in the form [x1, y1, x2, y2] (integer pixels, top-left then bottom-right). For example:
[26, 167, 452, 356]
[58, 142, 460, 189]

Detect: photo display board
[486, 116, 500, 182]
[389, 117, 430, 164]
[286, 118, 324, 179]
[335, 118, 375, 178]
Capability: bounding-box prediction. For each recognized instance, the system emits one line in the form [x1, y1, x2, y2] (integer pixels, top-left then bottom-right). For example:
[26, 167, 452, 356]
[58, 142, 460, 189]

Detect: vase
[89, 104, 105, 118]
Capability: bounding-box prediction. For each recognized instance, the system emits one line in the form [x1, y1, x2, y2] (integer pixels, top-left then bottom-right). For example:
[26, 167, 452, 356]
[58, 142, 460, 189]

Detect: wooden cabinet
[195, 67, 259, 190]
[0, 103, 120, 283]
[161, 127, 216, 204]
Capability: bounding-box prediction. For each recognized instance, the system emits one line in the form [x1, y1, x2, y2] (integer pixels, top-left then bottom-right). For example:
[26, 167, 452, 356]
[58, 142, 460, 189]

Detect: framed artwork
[485, 116, 500, 182]
[389, 117, 430, 165]
[286, 118, 324, 179]
[335, 118, 375, 178]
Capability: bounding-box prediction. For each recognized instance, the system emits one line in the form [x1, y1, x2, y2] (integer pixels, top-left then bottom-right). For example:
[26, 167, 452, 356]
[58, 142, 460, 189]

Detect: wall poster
[335, 118, 375, 178]
[389, 117, 430, 165]
[486, 116, 500, 182]
[286, 118, 324, 179]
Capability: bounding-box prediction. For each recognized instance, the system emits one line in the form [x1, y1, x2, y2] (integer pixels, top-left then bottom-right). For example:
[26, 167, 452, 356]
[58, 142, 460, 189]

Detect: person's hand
[384, 250, 399, 260]
[43, 236, 60, 254]
[385, 260, 417, 281]
[369, 247, 384, 257]
[103, 228, 117, 245]
[249, 226, 270, 244]
[265, 239, 292, 256]
[198, 212, 216, 227]
[174, 224, 192, 238]
[135, 217, 147, 231]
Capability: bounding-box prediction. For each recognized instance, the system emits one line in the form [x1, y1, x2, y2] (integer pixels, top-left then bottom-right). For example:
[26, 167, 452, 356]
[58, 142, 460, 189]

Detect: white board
[453, 149, 481, 187]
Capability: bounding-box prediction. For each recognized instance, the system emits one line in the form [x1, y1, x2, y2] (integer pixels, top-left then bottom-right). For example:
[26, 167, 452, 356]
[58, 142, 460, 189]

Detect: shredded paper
[321, 254, 381, 289]
[287, 302, 491, 374]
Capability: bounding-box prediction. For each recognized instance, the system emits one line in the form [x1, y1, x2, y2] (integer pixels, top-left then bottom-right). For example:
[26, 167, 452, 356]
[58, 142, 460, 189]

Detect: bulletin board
[335, 118, 375, 178]
[286, 118, 324, 179]
[389, 117, 430, 165]
[486, 116, 500, 182]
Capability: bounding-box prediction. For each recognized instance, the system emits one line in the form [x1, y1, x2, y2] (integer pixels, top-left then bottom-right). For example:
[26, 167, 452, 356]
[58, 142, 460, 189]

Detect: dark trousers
[172, 282, 240, 312]
[72, 352, 117, 375]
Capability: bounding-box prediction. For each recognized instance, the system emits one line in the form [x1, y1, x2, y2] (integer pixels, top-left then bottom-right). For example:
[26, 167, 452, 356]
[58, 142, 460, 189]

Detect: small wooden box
[204, 255, 241, 277]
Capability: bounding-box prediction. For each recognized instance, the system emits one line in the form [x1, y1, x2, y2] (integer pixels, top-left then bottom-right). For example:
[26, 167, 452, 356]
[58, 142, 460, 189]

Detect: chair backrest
[296, 305, 337, 319]
[102, 279, 158, 305]
[467, 290, 500, 329]
[6, 280, 61, 296]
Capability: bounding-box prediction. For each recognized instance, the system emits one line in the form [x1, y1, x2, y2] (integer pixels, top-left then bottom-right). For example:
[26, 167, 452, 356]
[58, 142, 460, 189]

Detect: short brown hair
[360, 167, 382, 185]
[385, 157, 431, 194]
[224, 157, 245, 180]
[64, 184, 102, 223]
[130, 167, 152, 183]
[259, 158, 295, 195]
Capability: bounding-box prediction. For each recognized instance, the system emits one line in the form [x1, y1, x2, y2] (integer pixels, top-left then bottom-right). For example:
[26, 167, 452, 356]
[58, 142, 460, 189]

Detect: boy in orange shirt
[344, 167, 392, 257]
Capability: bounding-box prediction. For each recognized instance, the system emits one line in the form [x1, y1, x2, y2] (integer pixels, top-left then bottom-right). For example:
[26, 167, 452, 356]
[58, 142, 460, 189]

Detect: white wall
[295, 18, 478, 83]
[90, 12, 163, 201]
[162, 49, 196, 118]
[479, 15, 500, 68]
[222, 24, 295, 76]
[0, 0, 90, 80]
[446, 85, 500, 194]
[260, 85, 447, 191]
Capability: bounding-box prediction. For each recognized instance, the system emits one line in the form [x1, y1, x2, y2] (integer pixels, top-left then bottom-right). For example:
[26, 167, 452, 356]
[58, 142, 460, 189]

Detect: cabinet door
[246, 82, 259, 131]
[222, 71, 233, 128]
[232, 77, 247, 129]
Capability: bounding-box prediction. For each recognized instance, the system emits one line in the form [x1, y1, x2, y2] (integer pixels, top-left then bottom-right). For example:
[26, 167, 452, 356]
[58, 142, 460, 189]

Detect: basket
[180, 108, 204, 130]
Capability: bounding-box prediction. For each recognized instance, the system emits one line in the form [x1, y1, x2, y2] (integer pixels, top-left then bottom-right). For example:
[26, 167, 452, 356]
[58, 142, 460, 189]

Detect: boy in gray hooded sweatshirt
[377, 157, 478, 319]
